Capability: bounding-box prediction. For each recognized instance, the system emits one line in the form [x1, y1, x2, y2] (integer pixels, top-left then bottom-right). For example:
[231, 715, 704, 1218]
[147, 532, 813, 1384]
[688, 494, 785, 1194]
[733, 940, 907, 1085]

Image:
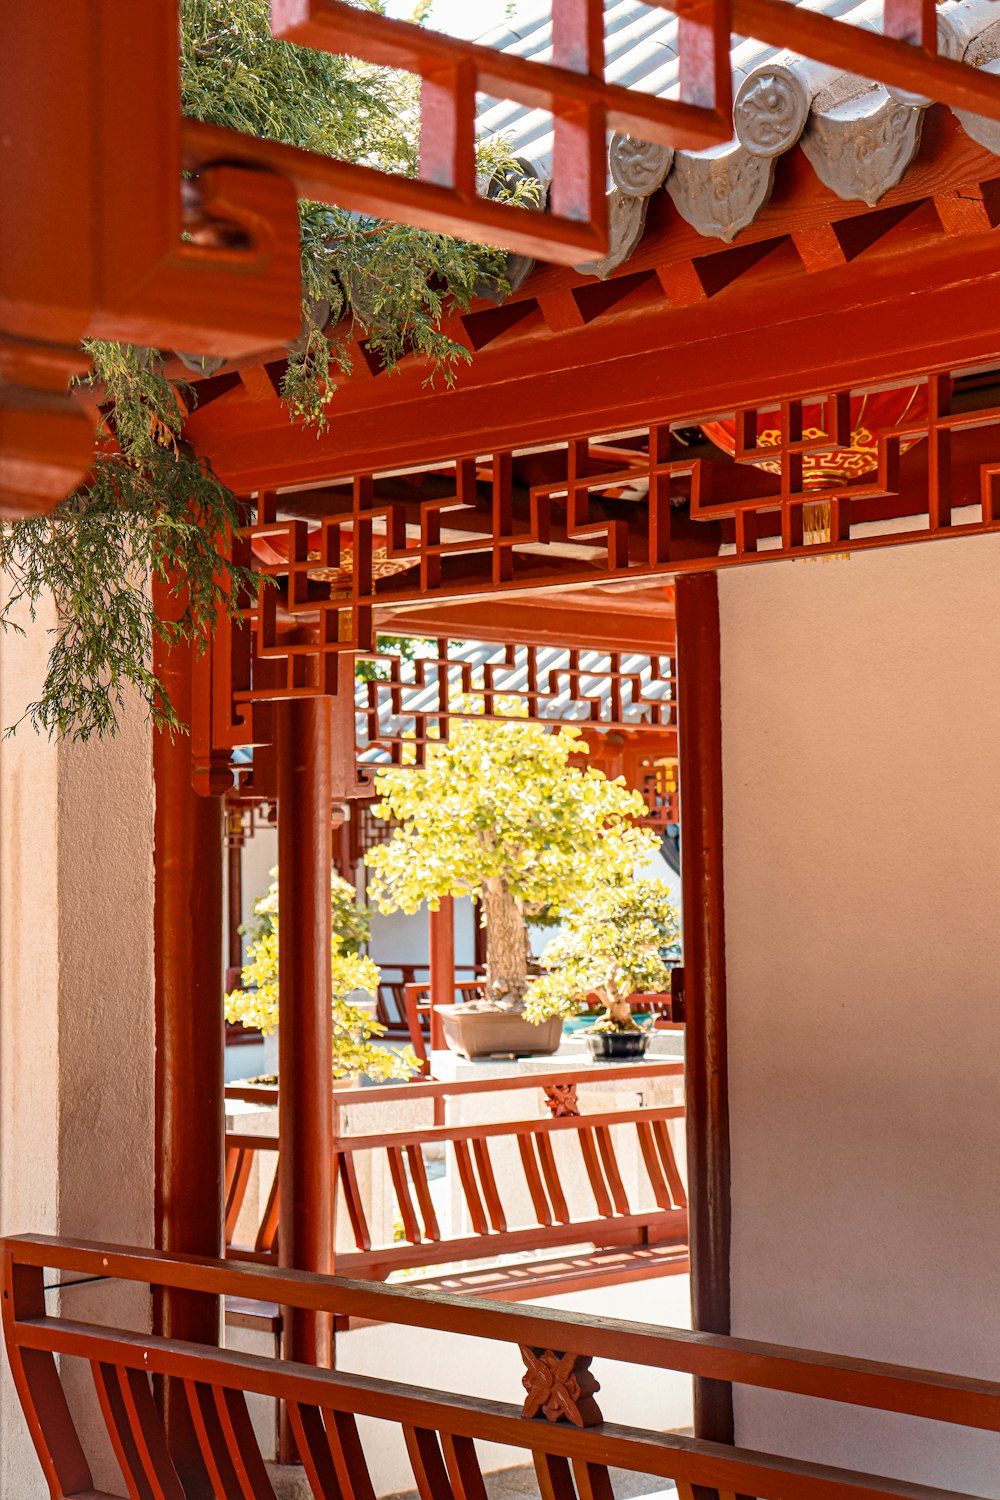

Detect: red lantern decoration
[701, 385, 926, 485]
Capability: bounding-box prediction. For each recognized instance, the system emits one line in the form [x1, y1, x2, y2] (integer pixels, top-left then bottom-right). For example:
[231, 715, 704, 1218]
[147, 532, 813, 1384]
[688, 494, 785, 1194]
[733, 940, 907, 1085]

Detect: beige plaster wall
[719, 532, 1000, 1492]
[0, 595, 156, 1498]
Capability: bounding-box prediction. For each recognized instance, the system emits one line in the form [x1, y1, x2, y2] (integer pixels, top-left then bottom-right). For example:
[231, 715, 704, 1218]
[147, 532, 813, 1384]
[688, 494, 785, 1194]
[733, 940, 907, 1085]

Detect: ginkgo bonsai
[364, 717, 660, 1009]
[225, 869, 416, 1081]
[523, 878, 681, 1038]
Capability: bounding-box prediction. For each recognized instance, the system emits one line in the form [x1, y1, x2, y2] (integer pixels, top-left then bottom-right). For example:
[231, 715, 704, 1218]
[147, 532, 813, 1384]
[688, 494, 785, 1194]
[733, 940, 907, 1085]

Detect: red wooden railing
[374, 964, 484, 1038]
[225, 1063, 688, 1300]
[4, 1234, 1000, 1500]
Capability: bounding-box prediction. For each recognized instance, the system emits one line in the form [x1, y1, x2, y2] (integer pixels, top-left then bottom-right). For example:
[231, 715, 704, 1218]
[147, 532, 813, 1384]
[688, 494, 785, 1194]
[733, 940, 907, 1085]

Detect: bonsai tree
[523, 878, 681, 1033]
[225, 870, 416, 1081]
[364, 717, 660, 1008]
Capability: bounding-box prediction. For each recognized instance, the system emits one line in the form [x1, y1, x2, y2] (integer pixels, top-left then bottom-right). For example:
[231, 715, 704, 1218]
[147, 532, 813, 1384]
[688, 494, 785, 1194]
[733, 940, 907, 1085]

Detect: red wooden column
[276, 692, 334, 1398]
[152, 611, 224, 1498]
[429, 898, 455, 1053]
[675, 571, 733, 1445]
[225, 813, 244, 988]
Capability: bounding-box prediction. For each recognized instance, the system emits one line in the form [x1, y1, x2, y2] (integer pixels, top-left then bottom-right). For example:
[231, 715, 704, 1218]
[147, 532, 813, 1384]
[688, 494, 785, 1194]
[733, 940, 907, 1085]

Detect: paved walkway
[385, 1463, 679, 1499]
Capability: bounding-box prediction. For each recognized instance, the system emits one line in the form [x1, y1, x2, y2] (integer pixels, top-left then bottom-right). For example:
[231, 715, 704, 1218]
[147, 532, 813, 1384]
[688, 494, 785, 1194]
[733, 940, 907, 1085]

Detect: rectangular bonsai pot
[437, 1005, 563, 1060]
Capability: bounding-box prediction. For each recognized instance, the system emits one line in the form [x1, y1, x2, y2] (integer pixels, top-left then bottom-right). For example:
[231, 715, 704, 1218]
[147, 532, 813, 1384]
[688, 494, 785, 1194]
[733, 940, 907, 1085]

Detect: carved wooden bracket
[542, 1084, 581, 1119]
[520, 1347, 602, 1428]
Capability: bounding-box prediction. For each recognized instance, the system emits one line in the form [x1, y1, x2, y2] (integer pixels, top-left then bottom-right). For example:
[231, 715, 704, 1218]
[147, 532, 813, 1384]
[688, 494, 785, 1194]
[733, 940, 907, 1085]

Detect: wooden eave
[184, 107, 1000, 499]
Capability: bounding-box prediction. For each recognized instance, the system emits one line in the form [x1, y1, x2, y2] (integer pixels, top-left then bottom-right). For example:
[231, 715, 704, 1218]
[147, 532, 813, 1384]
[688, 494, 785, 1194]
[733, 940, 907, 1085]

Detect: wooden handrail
[224, 1059, 685, 1114]
[6, 1235, 1000, 1437]
[7, 1247, 992, 1500]
[227, 1104, 684, 1156]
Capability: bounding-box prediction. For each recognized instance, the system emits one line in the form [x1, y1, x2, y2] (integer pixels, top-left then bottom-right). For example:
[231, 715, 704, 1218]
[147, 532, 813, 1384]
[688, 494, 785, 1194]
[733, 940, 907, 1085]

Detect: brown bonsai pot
[437, 1005, 563, 1060]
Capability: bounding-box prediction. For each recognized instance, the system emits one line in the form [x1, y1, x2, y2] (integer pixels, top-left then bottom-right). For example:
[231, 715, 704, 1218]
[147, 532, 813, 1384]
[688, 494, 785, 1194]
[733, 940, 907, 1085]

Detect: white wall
[720, 532, 1000, 1492]
[0, 594, 156, 1497]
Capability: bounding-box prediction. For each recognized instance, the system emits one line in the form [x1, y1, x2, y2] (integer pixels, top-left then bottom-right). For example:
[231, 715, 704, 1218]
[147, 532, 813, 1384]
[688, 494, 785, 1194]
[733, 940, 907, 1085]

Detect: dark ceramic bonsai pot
[585, 1029, 651, 1061]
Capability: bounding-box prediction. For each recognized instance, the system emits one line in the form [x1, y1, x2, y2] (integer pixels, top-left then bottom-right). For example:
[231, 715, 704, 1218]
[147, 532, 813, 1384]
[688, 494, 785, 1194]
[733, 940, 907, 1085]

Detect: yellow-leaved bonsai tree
[523, 878, 681, 1048]
[364, 717, 660, 1010]
[225, 868, 417, 1081]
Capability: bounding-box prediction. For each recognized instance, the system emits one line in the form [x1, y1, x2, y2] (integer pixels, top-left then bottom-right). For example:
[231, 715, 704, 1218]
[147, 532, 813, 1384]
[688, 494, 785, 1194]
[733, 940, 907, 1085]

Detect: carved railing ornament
[520, 1347, 603, 1428]
[542, 1083, 582, 1118]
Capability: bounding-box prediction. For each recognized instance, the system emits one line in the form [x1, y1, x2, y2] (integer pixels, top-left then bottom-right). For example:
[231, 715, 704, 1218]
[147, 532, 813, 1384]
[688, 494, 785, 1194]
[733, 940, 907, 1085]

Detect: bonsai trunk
[603, 987, 639, 1031]
[481, 877, 529, 1008]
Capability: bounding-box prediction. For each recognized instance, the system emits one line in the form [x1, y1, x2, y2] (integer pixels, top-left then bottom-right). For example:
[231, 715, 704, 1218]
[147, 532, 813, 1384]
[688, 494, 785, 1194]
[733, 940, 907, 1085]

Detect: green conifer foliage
[0, 0, 534, 740]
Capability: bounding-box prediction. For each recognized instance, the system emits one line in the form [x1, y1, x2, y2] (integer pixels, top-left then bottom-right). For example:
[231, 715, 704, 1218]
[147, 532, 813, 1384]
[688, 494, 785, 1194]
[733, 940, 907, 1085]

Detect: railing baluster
[636, 1120, 672, 1210]
[536, 1133, 571, 1224]
[534, 1452, 579, 1500]
[287, 1403, 346, 1500]
[225, 1146, 254, 1246]
[406, 1144, 441, 1242]
[387, 1146, 423, 1244]
[255, 1163, 281, 1255]
[91, 1361, 157, 1500]
[213, 1386, 277, 1499]
[570, 1459, 614, 1500]
[404, 1425, 454, 1500]
[441, 1432, 488, 1500]
[327, 1410, 377, 1500]
[453, 1140, 489, 1235]
[471, 1138, 507, 1233]
[117, 1364, 185, 1500]
[594, 1125, 630, 1216]
[184, 1378, 243, 1499]
[576, 1126, 614, 1219]
[517, 1134, 553, 1227]
[653, 1118, 688, 1210]
[336, 1152, 372, 1252]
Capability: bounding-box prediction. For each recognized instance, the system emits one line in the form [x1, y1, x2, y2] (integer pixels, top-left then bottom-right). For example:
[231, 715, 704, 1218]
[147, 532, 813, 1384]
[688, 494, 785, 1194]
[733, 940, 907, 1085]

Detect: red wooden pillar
[675, 571, 733, 1445]
[226, 818, 244, 986]
[276, 693, 334, 1398]
[152, 620, 224, 1497]
[429, 898, 455, 1053]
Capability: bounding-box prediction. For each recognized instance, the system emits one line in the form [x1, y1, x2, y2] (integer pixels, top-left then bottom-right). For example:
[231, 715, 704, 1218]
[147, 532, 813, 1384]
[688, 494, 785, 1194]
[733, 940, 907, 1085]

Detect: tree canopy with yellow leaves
[365, 717, 660, 1006]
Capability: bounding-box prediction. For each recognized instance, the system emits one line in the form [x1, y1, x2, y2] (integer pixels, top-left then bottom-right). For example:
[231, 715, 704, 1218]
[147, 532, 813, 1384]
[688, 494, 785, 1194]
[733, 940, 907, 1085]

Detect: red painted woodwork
[9, 3, 1000, 517]
[358, 639, 676, 776]
[730, 0, 1000, 115]
[190, 371, 1000, 775]
[675, 572, 732, 1446]
[1, 6, 301, 517]
[375, 590, 676, 654]
[299, 1057, 685, 1128]
[275, 694, 335, 1393]
[184, 116, 1000, 491]
[265, 0, 732, 250]
[8, 1234, 1000, 1500]
[152, 607, 225, 1499]
[224, 1064, 689, 1299]
[428, 899, 456, 1054]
